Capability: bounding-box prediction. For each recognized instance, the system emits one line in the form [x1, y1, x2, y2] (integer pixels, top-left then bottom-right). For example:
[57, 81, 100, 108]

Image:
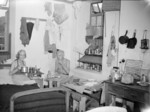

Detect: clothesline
[23, 17, 47, 22]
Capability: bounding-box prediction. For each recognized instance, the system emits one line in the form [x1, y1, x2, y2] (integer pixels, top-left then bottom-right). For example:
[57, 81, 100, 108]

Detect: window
[90, 2, 103, 36]
[91, 2, 102, 14]
[0, 9, 9, 52]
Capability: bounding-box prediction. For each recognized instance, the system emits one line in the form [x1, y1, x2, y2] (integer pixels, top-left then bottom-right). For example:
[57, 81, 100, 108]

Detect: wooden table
[46, 75, 69, 88]
[105, 80, 150, 112]
[62, 79, 103, 112]
[32, 77, 43, 88]
[28, 74, 44, 88]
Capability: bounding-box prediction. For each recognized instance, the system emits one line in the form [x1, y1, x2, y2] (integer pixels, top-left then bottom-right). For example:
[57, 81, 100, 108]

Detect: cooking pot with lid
[21, 67, 28, 73]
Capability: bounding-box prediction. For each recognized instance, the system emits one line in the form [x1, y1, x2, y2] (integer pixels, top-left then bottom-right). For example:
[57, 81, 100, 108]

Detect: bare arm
[9, 61, 19, 75]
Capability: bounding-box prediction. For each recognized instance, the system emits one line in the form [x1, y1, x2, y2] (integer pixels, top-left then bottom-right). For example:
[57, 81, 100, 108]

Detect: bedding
[0, 84, 39, 111]
[0, 69, 14, 84]
[0, 69, 36, 85]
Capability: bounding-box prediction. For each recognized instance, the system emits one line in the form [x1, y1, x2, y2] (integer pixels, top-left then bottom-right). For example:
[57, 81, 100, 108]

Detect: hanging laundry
[43, 30, 57, 58]
[44, 2, 52, 16]
[35, 19, 40, 30]
[27, 22, 34, 40]
[45, 18, 56, 32]
[107, 34, 116, 66]
[20, 17, 29, 46]
[53, 3, 69, 25]
[44, 30, 50, 52]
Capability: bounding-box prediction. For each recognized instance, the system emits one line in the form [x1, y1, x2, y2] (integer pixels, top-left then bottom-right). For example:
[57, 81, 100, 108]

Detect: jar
[111, 67, 120, 80]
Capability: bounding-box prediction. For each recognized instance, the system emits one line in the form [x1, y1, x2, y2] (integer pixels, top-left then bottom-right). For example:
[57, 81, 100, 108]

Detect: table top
[105, 80, 150, 93]
[62, 79, 103, 94]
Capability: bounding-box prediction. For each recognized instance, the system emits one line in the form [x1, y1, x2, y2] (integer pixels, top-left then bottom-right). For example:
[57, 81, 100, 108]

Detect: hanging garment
[107, 35, 116, 66]
[53, 3, 69, 25]
[27, 22, 34, 41]
[44, 2, 52, 16]
[20, 17, 29, 46]
[44, 30, 50, 52]
[35, 19, 40, 30]
[43, 30, 57, 58]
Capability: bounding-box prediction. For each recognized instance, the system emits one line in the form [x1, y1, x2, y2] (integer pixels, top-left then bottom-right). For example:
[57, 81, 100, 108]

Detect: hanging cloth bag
[141, 30, 149, 49]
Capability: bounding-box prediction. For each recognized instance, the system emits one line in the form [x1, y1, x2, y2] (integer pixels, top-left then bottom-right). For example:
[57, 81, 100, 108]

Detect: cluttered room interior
[0, 0, 150, 112]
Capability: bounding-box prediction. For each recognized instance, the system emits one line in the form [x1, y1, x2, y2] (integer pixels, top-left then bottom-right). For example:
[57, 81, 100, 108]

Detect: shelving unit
[0, 8, 10, 64]
[77, 1, 104, 73]
[0, 33, 5, 51]
[78, 36, 103, 72]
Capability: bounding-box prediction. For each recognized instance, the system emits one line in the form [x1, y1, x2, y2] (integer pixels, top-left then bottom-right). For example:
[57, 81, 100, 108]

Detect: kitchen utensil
[141, 30, 149, 49]
[119, 30, 129, 44]
[127, 30, 137, 49]
[21, 66, 28, 73]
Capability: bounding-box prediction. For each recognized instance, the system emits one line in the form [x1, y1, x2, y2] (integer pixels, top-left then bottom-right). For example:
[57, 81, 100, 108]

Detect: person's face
[19, 51, 26, 60]
[57, 52, 64, 60]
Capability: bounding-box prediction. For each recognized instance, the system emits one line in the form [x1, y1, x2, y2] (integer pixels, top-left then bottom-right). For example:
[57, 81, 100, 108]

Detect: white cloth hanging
[35, 18, 40, 30]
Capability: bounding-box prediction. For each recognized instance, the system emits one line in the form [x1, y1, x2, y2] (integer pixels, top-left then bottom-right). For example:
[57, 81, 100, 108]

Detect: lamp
[0, 0, 8, 6]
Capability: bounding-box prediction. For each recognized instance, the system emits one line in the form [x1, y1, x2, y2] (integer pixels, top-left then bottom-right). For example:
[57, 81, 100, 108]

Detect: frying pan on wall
[119, 30, 129, 44]
[127, 30, 137, 49]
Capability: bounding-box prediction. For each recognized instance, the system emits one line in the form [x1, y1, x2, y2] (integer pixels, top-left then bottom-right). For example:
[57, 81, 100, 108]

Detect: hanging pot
[119, 30, 129, 44]
[141, 30, 149, 49]
[127, 30, 137, 49]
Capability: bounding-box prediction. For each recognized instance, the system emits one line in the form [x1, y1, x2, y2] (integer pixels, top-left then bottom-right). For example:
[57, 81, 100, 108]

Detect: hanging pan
[119, 30, 129, 44]
[127, 30, 137, 49]
[141, 30, 149, 49]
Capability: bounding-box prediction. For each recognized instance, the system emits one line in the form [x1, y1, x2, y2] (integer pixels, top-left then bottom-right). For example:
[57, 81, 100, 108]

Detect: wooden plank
[102, 0, 121, 11]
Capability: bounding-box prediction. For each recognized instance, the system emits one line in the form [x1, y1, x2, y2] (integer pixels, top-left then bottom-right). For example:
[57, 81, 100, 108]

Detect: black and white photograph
[0, 0, 150, 112]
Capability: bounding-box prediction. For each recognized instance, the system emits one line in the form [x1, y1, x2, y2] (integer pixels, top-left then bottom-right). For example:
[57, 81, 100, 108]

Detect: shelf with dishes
[77, 62, 102, 72]
[78, 54, 102, 72]
[77, 35, 103, 72]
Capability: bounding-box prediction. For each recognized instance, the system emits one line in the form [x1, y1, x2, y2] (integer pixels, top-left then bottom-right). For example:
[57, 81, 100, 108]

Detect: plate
[137, 81, 149, 86]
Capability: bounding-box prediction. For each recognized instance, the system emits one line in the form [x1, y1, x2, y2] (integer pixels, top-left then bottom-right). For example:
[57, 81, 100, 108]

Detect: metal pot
[21, 67, 28, 73]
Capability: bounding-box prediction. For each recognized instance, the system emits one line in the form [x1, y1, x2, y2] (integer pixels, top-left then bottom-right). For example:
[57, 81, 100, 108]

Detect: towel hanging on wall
[107, 31, 116, 66]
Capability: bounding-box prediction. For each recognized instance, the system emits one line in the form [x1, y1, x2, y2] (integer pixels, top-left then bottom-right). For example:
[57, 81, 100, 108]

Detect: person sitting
[9, 49, 35, 85]
[55, 50, 70, 75]
[48, 50, 70, 87]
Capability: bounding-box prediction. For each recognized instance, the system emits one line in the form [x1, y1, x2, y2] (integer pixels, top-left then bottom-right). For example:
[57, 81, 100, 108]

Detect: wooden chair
[10, 87, 70, 112]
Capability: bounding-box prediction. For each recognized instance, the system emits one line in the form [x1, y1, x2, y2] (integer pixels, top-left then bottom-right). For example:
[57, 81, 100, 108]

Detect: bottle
[141, 74, 146, 82]
[47, 71, 51, 79]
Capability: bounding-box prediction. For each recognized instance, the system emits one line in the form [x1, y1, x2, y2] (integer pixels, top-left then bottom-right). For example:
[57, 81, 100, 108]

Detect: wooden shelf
[85, 54, 102, 57]
[76, 67, 102, 73]
[78, 55, 102, 65]
[0, 64, 11, 69]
